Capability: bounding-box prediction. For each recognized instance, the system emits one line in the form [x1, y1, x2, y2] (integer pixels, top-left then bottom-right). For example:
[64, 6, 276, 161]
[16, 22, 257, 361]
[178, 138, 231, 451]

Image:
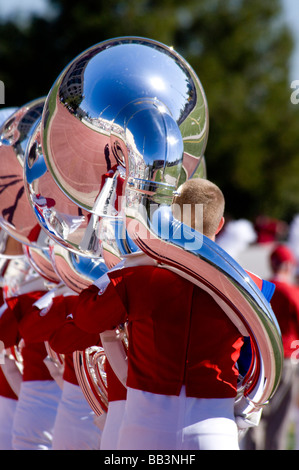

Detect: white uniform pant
[12, 380, 62, 450]
[0, 396, 18, 450]
[100, 399, 126, 450]
[52, 381, 102, 450]
[117, 387, 239, 450]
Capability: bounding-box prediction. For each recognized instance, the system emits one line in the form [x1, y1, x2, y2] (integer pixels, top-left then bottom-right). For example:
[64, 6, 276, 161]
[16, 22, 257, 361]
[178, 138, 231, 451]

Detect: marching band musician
[244, 244, 299, 450]
[72, 178, 243, 450]
[0, 239, 62, 450]
[0, 278, 18, 450]
[73, 177, 276, 451]
[0, 109, 21, 450]
[18, 287, 127, 450]
[19, 289, 103, 450]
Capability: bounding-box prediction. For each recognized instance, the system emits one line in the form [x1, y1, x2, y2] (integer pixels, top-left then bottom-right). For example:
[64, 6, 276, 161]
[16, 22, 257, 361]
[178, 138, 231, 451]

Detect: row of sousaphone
[0, 37, 283, 428]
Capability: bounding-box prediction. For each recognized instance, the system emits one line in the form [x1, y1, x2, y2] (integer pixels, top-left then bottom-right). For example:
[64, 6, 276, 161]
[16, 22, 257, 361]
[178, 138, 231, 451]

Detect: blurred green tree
[175, 0, 299, 222]
[0, 0, 298, 221]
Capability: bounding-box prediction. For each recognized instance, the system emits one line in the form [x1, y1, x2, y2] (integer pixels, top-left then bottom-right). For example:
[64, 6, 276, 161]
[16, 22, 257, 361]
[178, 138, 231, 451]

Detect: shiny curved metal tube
[23, 243, 61, 285]
[0, 98, 48, 247]
[49, 241, 108, 294]
[73, 347, 108, 416]
[38, 36, 282, 420]
[124, 194, 283, 418]
[41, 37, 208, 214]
[24, 119, 104, 258]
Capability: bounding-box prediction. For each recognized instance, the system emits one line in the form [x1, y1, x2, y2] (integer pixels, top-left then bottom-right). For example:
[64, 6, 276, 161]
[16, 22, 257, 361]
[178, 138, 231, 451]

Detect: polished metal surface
[0, 98, 49, 247]
[25, 120, 140, 263]
[23, 243, 61, 284]
[24, 120, 104, 257]
[0, 228, 24, 260]
[0, 108, 17, 128]
[49, 240, 108, 293]
[125, 202, 283, 418]
[99, 216, 140, 269]
[41, 37, 208, 214]
[38, 36, 282, 421]
[73, 347, 108, 416]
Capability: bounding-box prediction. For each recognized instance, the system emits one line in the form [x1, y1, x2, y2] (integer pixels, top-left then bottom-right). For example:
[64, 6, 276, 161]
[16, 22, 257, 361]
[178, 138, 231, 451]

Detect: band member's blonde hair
[171, 178, 225, 238]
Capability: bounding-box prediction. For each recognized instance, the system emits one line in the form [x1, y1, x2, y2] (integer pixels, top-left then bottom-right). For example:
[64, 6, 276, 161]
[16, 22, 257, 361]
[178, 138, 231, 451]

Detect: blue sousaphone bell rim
[125, 208, 283, 416]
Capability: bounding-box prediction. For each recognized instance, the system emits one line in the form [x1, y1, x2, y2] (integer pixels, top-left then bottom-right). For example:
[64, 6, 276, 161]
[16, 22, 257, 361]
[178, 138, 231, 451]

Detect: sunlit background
[1, 0, 299, 232]
[1, 0, 299, 451]
[1, 0, 299, 77]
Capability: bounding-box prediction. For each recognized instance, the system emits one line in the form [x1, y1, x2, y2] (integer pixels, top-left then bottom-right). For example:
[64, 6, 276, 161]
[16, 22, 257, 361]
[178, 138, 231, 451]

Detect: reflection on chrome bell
[41, 37, 208, 215]
[24, 119, 103, 258]
[0, 97, 49, 247]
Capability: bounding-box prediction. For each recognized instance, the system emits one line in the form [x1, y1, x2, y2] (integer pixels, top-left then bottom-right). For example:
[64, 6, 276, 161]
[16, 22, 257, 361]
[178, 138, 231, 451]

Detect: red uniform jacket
[19, 293, 127, 400]
[17, 294, 92, 386]
[0, 285, 18, 399]
[269, 279, 299, 359]
[48, 308, 127, 401]
[0, 291, 53, 382]
[75, 265, 244, 399]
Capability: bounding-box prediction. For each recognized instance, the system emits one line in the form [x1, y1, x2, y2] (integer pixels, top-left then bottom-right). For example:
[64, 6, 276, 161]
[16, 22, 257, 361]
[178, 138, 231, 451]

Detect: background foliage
[1, 0, 299, 222]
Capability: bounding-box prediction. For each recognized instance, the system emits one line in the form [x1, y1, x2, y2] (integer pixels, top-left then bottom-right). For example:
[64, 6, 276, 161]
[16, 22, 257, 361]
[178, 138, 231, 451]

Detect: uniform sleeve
[0, 304, 20, 347]
[18, 294, 75, 343]
[74, 280, 128, 335]
[0, 291, 47, 347]
[245, 270, 276, 302]
[49, 320, 101, 355]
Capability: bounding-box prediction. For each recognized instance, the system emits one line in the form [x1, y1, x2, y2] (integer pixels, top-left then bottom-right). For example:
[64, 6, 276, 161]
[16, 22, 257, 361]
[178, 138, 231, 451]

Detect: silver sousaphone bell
[0, 103, 75, 388]
[24, 119, 104, 258]
[0, 100, 66, 292]
[41, 37, 207, 215]
[39, 37, 283, 423]
[23, 122, 121, 413]
[0, 98, 49, 248]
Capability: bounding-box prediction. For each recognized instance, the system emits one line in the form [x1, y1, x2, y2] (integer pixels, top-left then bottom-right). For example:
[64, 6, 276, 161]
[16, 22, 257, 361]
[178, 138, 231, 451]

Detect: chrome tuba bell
[0, 98, 49, 248]
[0, 106, 59, 395]
[41, 37, 207, 215]
[23, 242, 61, 285]
[24, 119, 104, 257]
[23, 125, 116, 413]
[39, 37, 283, 423]
[48, 239, 108, 294]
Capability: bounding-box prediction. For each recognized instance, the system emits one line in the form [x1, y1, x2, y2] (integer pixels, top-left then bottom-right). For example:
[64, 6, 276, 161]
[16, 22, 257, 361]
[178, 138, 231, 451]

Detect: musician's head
[172, 178, 225, 240]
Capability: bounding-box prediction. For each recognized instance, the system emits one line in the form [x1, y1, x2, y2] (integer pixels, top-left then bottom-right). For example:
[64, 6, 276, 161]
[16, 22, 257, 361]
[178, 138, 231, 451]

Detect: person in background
[0, 236, 62, 451]
[243, 244, 299, 450]
[216, 218, 257, 259]
[254, 215, 288, 245]
[18, 288, 127, 450]
[0, 288, 19, 450]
